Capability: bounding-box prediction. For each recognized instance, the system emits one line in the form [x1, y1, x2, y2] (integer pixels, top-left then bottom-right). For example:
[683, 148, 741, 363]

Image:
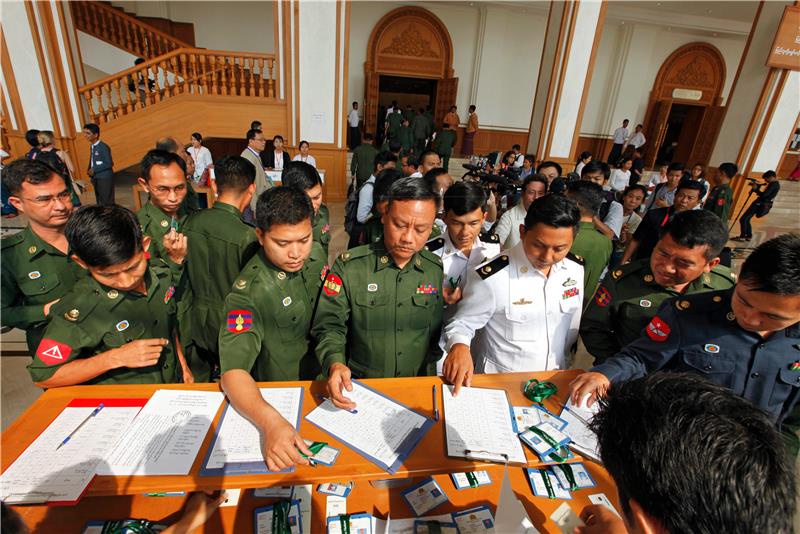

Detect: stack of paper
[559, 399, 601, 462]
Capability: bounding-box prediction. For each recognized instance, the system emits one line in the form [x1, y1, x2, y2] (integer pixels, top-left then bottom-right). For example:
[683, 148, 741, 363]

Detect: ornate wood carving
[652, 42, 726, 104]
[379, 24, 440, 58]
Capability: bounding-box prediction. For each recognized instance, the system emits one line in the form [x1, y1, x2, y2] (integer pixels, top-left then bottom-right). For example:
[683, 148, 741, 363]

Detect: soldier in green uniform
[397, 119, 414, 156]
[581, 210, 735, 364]
[282, 161, 331, 257]
[27, 205, 192, 387]
[402, 104, 414, 124]
[704, 161, 736, 222]
[218, 187, 328, 472]
[411, 108, 430, 155]
[350, 133, 379, 188]
[433, 123, 457, 172]
[312, 177, 444, 410]
[1, 159, 86, 355]
[182, 155, 259, 379]
[386, 108, 403, 142]
[565, 181, 613, 302]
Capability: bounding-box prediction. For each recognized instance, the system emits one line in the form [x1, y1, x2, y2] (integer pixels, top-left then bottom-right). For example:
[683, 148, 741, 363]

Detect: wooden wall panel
[452, 127, 529, 158]
[575, 135, 614, 163]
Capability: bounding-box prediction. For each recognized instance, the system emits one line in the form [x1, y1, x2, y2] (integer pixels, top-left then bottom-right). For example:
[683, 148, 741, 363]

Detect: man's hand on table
[163, 491, 227, 534]
[327, 363, 357, 410]
[569, 372, 611, 407]
[574, 505, 628, 534]
[442, 343, 474, 396]
[262, 412, 312, 472]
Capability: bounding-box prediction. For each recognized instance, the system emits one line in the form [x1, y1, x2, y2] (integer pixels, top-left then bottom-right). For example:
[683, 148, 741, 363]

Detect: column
[527, 0, 607, 170]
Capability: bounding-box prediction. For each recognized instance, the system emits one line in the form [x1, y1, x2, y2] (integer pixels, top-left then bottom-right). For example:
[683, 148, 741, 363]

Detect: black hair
[523, 173, 548, 191]
[191, 132, 203, 142]
[214, 155, 256, 194]
[246, 128, 262, 141]
[388, 140, 402, 153]
[423, 168, 449, 191]
[298, 140, 309, 149]
[524, 154, 535, 165]
[363, 132, 374, 142]
[1, 502, 28, 534]
[83, 123, 100, 136]
[419, 150, 440, 166]
[592, 373, 795, 534]
[255, 185, 313, 232]
[667, 162, 685, 174]
[502, 150, 515, 164]
[566, 180, 605, 216]
[2, 158, 64, 195]
[442, 122, 450, 128]
[622, 118, 629, 123]
[717, 162, 737, 179]
[512, 144, 521, 151]
[658, 210, 728, 260]
[577, 151, 592, 162]
[404, 155, 420, 169]
[537, 160, 562, 176]
[581, 160, 610, 180]
[676, 178, 704, 195]
[468, 105, 476, 112]
[66, 205, 143, 268]
[763, 170, 777, 180]
[155, 137, 180, 153]
[134, 57, 146, 65]
[25, 129, 40, 148]
[523, 194, 580, 231]
[250, 120, 262, 130]
[140, 149, 186, 181]
[352, 101, 358, 106]
[623, 184, 647, 198]
[372, 168, 403, 207]
[273, 135, 284, 143]
[443, 181, 487, 216]
[616, 156, 633, 167]
[281, 160, 322, 191]
[373, 150, 398, 172]
[739, 233, 800, 295]
[386, 176, 437, 210]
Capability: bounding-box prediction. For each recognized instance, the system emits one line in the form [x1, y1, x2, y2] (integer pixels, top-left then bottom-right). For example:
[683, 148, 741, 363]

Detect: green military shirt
[312, 242, 444, 378]
[351, 143, 379, 188]
[1, 226, 86, 353]
[434, 130, 456, 156]
[313, 204, 332, 257]
[570, 221, 613, 303]
[386, 112, 403, 139]
[704, 183, 733, 222]
[356, 218, 440, 250]
[28, 263, 182, 385]
[219, 245, 328, 381]
[397, 126, 413, 154]
[182, 201, 259, 354]
[580, 258, 737, 364]
[137, 201, 187, 261]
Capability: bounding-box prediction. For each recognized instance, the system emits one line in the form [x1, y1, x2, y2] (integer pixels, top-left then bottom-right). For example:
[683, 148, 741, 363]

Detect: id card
[512, 405, 568, 432]
[526, 468, 571, 500]
[550, 502, 583, 534]
[551, 463, 596, 490]
[326, 512, 372, 534]
[304, 439, 341, 466]
[519, 422, 571, 457]
[317, 483, 352, 498]
[402, 477, 448, 516]
[414, 520, 458, 534]
[452, 505, 495, 533]
[450, 471, 492, 489]
[253, 486, 294, 498]
[589, 493, 620, 517]
[254, 500, 302, 534]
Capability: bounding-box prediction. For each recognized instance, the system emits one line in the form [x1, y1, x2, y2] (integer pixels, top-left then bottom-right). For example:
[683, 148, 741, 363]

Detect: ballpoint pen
[432, 385, 440, 421]
[56, 403, 104, 450]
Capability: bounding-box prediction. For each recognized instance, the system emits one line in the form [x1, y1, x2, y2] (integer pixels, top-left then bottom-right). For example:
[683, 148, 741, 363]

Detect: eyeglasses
[21, 190, 72, 206]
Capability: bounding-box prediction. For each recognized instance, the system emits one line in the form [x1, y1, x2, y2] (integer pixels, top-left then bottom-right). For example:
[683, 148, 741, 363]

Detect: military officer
[444, 194, 584, 394]
[385, 108, 403, 142]
[312, 177, 444, 410]
[397, 118, 413, 155]
[282, 161, 331, 257]
[27, 205, 191, 387]
[136, 150, 190, 263]
[1, 159, 86, 354]
[704, 162, 735, 222]
[182, 155, 259, 378]
[581, 210, 735, 364]
[432, 123, 457, 172]
[571, 234, 800, 438]
[350, 133, 378, 188]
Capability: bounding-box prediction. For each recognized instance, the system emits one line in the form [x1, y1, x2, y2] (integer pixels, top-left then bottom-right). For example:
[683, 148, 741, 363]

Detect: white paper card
[550, 502, 583, 534]
[560, 399, 600, 461]
[589, 493, 621, 517]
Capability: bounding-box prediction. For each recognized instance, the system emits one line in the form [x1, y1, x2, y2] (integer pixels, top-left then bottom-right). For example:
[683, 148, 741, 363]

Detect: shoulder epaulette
[1, 231, 25, 249]
[566, 252, 584, 266]
[339, 244, 372, 263]
[673, 291, 727, 313]
[476, 254, 509, 280]
[51, 280, 100, 324]
[479, 232, 500, 244]
[425, 237, 445, 252]
[232, 261, 262, 291]
[418, 247, 443, 266]
[610, 258, 648, 281]
[710, 264, 737, 283]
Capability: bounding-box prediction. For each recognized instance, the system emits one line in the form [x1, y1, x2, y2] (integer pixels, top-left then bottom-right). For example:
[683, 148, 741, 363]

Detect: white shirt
[409, 171, 423, 178]
[513, 153, 525, 168]
[612, 127, 629, 144]
[606, 169, 630, 192]
[495, 203, 527, 250]
[273, 151, 284, 170]
[348, 110, 361, 127]
[628, 131, 646, 148]
[385, 106, 395, 118]
[292, 154, 317, 168]
[356, 174, 376, 223]
[575, 161, 586, 176]
[187, 145, 213, 181]
[445, 243, 584, 373]
[646, 173, 667, 191]
[601, 200, 624, 239]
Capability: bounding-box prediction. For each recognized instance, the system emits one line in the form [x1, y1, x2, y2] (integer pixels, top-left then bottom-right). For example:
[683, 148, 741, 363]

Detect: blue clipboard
[305, 379, 435, 475]
[199, 387, 304, 476]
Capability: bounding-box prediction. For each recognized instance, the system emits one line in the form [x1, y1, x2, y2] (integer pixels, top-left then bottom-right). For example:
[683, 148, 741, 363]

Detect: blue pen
[56, 403, 104, 450]
[316, 394, 358, 414]
[432, 385, 439, 421]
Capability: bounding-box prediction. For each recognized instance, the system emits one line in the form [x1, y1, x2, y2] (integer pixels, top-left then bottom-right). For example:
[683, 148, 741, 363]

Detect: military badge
[646, 316, 670, 342]
[594, 286, 611, 308]
[227, 309, 253, 333]
[323, 273, 343, 296]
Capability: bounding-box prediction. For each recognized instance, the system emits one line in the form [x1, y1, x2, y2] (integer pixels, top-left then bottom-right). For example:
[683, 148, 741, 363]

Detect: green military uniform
[28, 263, 182, 385]
[312, 242, 444, 378]
[356, 217, 441, 250]
[397, 125, 413, 155]
[704, 183, 733, 222]
[351, 143, 379, 188]
[182, 201, 259, 368]
[181, 181, 201, 215]
[424, 110, 435, 135]
[411, 115, 430, 154]
[137, 201, 187, 261]
[1, 227, 87, 354]
[402, 108, 414, 123]
[313, 204, 332, 257]
[570, 221, 613, 304]
[580, 258, 736, 364]
[433, 129, 457, 172]
[386, 112, 403, 141]
[219, 244, 327, 381]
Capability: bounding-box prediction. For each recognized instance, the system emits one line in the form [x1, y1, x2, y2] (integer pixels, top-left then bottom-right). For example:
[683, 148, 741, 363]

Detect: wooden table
[4, 371, 621, 533]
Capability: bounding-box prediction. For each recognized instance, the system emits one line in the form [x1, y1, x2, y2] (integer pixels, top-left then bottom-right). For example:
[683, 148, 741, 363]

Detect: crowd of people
[1, 110, 797, 533]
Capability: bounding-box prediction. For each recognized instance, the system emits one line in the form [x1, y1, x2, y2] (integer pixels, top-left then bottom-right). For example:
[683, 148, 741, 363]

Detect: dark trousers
[739, 204, 759, 238]
[348, 126, 360, 150]
[607, 143, 623, 166]
[441, 153, 451, 172]
[92, 177, 115, 205]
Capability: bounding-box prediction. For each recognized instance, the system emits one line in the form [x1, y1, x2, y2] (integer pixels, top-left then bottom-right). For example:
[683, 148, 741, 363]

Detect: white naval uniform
[426, 230, 501, 372]
[444, 242, 584, 373]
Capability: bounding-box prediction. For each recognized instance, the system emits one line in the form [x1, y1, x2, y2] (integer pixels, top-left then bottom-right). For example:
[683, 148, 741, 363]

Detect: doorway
[655, 104, 705, 165]
[376, 75, 437, 144]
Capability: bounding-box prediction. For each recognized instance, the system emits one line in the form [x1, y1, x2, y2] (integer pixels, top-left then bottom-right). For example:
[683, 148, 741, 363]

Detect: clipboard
[305, 379, 434, 475]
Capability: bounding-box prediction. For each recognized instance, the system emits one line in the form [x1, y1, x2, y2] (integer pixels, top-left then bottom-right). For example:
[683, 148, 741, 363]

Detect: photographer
[732, 170, 780, 242]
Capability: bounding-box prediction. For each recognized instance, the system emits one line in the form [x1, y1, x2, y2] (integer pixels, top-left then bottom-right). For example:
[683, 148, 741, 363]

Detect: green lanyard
[300, 441, 327, 459]
[426, 521, 443, 534]
[539, 469, 556, 499]
[339, 514, 351, 534]
[554, 463, 578, 491]
[527, 425, 570, 463]
[465, 471, 479, 488]
[523, 379, 558, 405]
[100, 520, 160, 534]
[271, 501, 292, 534]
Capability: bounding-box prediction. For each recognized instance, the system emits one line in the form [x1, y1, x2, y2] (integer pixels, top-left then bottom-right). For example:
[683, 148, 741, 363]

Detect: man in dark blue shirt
[733, 170, 781, 242]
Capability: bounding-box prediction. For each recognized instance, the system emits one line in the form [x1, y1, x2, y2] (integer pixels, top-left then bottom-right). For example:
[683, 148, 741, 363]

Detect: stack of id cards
[511, 405, 568, 433]
[254, 500, 303, 534]
[526, 463, 597, 500]
[450, 471, 492, 490]
[401, 477, 449, 516]
[518, 422, 572, 463]
[452, 505, 495, 533]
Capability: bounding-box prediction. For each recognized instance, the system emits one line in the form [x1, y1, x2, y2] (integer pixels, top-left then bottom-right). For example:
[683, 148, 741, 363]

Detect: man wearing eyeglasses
[1, 158, 86, 355]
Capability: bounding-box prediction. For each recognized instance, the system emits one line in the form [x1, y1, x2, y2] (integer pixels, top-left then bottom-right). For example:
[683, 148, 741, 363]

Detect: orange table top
[1, 371, 608, 502]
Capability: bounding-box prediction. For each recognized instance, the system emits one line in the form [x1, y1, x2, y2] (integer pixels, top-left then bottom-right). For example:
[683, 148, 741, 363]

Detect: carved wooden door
[434, 77, 458, 127]
[644, 99, 673, 168]
[687, 105, 725, 166]
[364, 71, 379, 137]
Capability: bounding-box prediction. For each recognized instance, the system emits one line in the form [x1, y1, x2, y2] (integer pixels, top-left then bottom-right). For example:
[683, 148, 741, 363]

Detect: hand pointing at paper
[327, 363, 358, 410]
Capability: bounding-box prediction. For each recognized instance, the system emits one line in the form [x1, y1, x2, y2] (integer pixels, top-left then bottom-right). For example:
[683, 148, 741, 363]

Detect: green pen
[448, 276, 461, 289]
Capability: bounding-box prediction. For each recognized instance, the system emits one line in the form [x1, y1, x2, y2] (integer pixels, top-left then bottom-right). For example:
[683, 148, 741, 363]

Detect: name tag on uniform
[639, 299, 652, 308]
[28, 271, 41, 280]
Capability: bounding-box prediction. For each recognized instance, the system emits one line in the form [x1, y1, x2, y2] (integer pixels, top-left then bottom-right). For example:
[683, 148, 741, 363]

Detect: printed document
[560, 398, 600, 461]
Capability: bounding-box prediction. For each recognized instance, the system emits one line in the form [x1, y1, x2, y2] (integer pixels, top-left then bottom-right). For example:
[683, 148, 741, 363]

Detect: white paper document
[560, 398, 600, 461]
[98, 390, 224, 475]
[1, 405, 140, 504]
[205, 387, 302, 469]
[305, 381, 428, 472]
[494, 468, 539, 533]
[442, 387, 526, 464]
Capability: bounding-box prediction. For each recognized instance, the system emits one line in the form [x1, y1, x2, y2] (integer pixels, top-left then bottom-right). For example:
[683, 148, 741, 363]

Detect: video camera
[461, 156, 521, 197]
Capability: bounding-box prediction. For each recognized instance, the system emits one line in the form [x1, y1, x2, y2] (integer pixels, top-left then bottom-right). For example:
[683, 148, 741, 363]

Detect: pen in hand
[56, 403, 105, 450]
